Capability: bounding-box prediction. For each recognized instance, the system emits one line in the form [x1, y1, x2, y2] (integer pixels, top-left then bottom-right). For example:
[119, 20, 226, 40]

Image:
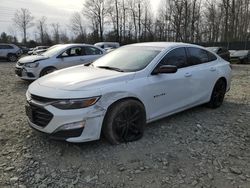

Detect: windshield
[92, 46, 160, 72]
[41, 45, 65, 57]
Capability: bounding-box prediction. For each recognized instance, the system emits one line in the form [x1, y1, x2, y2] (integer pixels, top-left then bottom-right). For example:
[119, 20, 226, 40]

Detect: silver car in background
[15, 44, 105, 80]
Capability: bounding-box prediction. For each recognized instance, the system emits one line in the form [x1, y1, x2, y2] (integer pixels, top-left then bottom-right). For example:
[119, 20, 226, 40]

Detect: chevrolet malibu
[26, 42, 232, 144]
[15, 44, 105, 80]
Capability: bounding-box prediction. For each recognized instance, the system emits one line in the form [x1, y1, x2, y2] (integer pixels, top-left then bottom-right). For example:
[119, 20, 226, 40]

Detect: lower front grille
[26, 103, 53, 127]
[15, 68, 22, 76]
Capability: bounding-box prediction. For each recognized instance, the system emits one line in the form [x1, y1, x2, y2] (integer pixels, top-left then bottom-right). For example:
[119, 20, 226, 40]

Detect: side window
[85, 47, 103, 55]
[61, 47, 83, 57]
[207, 51, 217, 62]
[159, 47, 187, 68]
[1, 45, 13, 49]
[187, 47, 209, 65]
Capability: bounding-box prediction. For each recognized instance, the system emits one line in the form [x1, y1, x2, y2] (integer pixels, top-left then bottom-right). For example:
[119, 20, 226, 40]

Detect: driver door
[56, 47, 86, 69]
[144, 47, 195, 120]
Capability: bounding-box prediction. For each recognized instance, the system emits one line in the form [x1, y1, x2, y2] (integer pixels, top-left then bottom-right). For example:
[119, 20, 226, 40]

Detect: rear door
[82, 46, 104, 63]
[0, 45, 13, 57]
[185, 47, 219, 103]
[0, 45, 3, 57]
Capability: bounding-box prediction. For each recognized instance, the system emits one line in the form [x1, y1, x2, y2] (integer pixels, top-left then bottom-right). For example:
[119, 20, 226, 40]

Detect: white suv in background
[15, 44, 105, 80]
[0, 43, 22, 62]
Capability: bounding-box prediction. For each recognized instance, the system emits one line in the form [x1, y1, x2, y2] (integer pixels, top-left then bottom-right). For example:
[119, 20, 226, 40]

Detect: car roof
[95, 42, 120, 45]
[127, 42, 205, 51]
[0, 43, 16, 46]
[60, 43, 98, 48]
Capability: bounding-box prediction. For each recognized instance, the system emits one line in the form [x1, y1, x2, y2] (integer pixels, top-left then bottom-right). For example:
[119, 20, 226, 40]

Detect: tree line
[1, 0, 249, 47]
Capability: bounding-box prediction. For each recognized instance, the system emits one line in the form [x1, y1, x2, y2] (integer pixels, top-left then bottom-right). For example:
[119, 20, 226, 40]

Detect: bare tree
[70, 12, 86, 40]
[13, 8, 34, 43]
[51, 23, 60, 44]
[37, 17, 47, 44]
[83, 0, 108, 41]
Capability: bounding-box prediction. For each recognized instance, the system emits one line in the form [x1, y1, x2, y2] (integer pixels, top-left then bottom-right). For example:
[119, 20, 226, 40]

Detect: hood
[37, 65, 135, 91]
[18, 55, 48, 64]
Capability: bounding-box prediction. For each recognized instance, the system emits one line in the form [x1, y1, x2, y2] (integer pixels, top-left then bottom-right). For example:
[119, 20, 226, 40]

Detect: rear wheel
[8, 54, 17, 62]
[207, 79, 227, 108]
[103, 100, 146, 144]
[40, 67, 56, 77]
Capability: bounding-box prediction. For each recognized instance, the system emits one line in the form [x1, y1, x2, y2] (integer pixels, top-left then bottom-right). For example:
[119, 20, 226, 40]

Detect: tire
[40, 67, 56, 77]
[207, 79, 227, 109]
[103, 99, 146, 145]
[8, 54, 17, 62]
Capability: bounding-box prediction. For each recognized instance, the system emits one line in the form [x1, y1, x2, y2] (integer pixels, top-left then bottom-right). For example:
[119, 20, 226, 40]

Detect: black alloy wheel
[103, 100, 146, 144]
[207, 79, 226, 108]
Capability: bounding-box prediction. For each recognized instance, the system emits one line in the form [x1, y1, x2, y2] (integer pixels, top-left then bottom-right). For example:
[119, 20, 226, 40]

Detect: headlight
[51, 97, 100, 110]
[24, 62, 39, 68]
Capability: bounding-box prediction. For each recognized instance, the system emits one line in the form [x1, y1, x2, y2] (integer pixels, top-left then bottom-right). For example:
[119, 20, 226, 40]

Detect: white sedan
[15, 44, 105, 80]
[26, 42, 232, 144]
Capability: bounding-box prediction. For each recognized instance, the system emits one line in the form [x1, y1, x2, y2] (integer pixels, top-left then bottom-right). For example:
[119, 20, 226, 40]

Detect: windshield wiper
[97, 66, 124, 72]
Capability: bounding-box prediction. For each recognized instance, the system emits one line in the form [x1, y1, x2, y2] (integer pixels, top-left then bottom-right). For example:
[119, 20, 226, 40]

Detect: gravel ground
[0, 62, 250, 188]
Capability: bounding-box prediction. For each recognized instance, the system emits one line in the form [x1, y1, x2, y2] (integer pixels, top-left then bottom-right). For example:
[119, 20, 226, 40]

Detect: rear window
[187, 47, 209, 65]
[207, 51, 217, 62]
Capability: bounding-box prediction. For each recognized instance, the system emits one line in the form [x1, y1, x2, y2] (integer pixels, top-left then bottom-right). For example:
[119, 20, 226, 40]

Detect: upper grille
[31, 94, 56, 103]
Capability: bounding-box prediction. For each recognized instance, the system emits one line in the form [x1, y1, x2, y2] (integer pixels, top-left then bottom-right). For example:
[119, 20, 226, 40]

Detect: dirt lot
[0, 62, 250, 188]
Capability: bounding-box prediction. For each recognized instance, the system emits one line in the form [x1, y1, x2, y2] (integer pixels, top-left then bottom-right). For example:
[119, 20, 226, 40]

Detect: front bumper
[26, 101, 106, 143]
[15, 65, 39, 80]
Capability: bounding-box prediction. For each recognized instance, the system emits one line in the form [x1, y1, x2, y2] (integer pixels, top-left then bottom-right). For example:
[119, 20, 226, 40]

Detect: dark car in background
[230, 50, 250, 64]
[206, 47, 230, 61]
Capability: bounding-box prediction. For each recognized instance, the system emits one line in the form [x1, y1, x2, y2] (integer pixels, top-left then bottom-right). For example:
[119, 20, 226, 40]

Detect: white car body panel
[26, 42, 232, 143]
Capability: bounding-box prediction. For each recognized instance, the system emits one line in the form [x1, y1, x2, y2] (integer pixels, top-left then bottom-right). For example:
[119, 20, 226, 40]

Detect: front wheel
[40, 67, 56, 77]
[103, 100, 146, 145]
[207, 79, 227, 108]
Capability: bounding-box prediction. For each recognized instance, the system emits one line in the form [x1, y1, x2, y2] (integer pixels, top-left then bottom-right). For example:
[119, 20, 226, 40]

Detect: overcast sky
[0, 0, 161, 41]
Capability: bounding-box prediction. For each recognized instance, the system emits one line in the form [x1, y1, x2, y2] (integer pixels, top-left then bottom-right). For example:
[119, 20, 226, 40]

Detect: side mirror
[152, 65, 178, 75]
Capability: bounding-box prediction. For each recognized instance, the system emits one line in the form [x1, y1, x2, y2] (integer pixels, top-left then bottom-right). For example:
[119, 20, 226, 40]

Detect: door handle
[80, 58, 85, 61]
[210, 67, 216, 71]
[184, 72, 192, 77]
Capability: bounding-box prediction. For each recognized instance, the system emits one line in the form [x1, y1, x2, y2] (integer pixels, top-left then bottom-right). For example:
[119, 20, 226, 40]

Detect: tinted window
[159, 47, 187, 68]
[207, 51, 217, 62]
[85, 47, 103, 55]
[187, 47, 209, 65]
[61, 47, 83, 57]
